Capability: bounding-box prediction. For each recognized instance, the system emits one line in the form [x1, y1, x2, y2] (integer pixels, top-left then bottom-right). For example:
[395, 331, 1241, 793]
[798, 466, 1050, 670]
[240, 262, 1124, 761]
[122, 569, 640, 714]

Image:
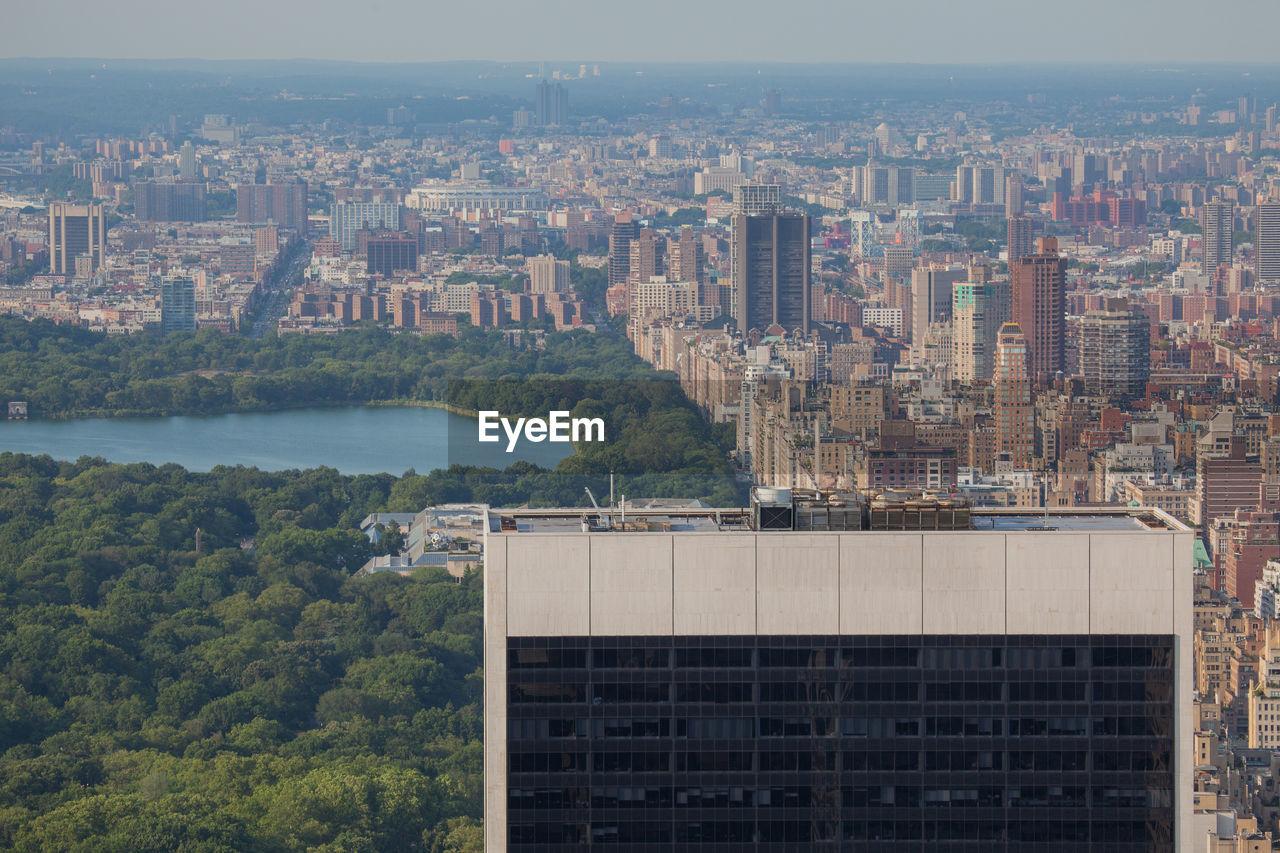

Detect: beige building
[485, 504, 1195, 852]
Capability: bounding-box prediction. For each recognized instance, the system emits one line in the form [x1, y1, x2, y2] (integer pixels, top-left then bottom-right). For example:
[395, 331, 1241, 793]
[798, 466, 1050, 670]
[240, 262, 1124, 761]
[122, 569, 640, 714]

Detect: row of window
[510, 785, 1172, 810]
[509, 749, 1170, 774]
[509, 818, 1170, 844]
[510, 645, 1170, 671]
[511, 680, 1171, 704]
[509, 715, 1169, 740]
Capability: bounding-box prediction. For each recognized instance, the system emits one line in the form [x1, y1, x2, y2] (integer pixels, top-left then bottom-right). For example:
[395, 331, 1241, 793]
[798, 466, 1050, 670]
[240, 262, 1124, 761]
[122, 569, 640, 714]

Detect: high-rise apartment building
[48, 202, 105, 276]
[329, 202, 399, 251]
[1200, 200, 1235, 278]
[1006, 215, 1033, 264]
[730, 211, 811, 334]
[951, 279, 1011, 382]
[1255, 202, 1280, 283]
[627, 229, 665, 285]
[993, 322, 1034, 467]
[485, 500, 1194, 852]
[667, 227, 705, 288]
[1077, 301, 1151, 401]
[135, 180, 207, 222]
[159, 278, 196, 334]
[236, 180, 309, 234]
[1010, 237, 1067, 385]
[177, 141, 197, 180]
[607, 215, 639, 291]
[528, 254, 571, 294]
[1005, 173, 1024, 217]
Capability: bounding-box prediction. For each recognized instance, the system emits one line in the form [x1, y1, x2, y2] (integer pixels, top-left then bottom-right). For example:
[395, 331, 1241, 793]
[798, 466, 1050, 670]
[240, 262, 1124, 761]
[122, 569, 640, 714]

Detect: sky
[4, 0, 1280, 64]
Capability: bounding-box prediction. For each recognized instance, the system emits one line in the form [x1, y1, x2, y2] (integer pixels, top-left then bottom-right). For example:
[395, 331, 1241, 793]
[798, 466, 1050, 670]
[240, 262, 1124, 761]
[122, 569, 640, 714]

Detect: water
[0, 406, 573, 475]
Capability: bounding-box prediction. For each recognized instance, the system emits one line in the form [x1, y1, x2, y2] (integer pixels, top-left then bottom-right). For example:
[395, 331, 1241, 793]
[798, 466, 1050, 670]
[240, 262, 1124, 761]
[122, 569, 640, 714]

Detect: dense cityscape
[4, 55, 1280, 850]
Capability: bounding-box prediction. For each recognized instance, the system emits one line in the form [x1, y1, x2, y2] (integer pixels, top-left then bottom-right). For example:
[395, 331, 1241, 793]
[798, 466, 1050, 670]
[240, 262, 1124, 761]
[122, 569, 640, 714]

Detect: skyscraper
[951, 278, 1011, 382]
[1077, 300, 1151, 401]
[48, 202, 105, 276]
[1010, 236, 1067, 385]
[1200, 200, 1235, 278]
[667, 226, 705, 287]
[993, 322, 1034, 467]
[160, 278, 196, 334]
[534, 79, 568, 126]
[1255, 202, 1280, 284]
[177, 141, 197, 181]
[485, 500, 1194, 852]
[607, 214, 639, 291]
[730, 210, 811, 334]
[910, 264, 965, 348]
[1006, 215, 1033, 265]
[627, 229, 665, 285]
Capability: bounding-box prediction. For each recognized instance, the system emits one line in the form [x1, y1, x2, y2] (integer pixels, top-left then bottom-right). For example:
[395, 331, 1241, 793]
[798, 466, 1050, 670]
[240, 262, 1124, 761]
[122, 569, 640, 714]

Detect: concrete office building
[485, 498, 1194, 851]
[48, 202, 105, 276]
[731, 211, 811, 334]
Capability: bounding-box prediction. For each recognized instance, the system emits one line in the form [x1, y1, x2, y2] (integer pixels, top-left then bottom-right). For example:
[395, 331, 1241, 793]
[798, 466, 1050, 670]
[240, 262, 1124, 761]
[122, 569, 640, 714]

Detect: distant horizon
[4, 57, 1280, 68]
[6, 0, 1279, 65]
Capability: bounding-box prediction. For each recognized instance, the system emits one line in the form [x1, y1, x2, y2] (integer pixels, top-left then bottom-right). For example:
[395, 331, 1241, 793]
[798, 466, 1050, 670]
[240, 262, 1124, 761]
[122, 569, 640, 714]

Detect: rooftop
[486, 506, 1187, 535]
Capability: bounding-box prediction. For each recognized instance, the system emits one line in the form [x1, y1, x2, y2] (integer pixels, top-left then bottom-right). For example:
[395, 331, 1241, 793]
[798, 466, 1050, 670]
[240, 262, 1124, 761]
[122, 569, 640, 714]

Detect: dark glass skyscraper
[731, 212, 812, 335]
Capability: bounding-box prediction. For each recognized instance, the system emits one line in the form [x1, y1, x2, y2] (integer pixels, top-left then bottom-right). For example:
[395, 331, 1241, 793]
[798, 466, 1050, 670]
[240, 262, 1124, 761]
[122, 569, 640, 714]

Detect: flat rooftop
[486, 507, 1186, 534]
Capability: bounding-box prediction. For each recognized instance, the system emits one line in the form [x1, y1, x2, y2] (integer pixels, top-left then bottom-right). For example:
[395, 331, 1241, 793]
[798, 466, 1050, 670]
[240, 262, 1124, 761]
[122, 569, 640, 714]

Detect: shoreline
[6, 398, 483, 423]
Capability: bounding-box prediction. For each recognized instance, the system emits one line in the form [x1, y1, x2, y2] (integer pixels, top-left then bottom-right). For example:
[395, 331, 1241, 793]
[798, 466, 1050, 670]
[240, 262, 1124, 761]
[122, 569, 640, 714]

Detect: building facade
[485, 504, 1194, 852]
[1077, 302, 1151, 401]
[48, 202, 105, 276]
[1010, 237, 1066, 385]
[329, 202, 399, 251]
[731, 212, 812, 335]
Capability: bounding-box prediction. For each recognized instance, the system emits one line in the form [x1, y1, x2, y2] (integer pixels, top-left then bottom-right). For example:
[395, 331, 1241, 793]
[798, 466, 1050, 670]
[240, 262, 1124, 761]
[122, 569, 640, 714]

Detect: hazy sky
[5, 0, 1280, 64]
